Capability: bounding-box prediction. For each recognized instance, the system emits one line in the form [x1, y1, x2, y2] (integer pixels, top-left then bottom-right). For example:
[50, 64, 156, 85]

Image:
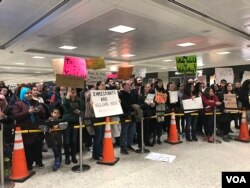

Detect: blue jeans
[93, 126, 104, 159]
[185, 114, 198, 140]
[120, 122, 136, 150]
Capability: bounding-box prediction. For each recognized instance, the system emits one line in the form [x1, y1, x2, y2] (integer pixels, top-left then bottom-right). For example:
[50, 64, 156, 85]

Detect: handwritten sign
[145, 152, 176, 163]
[51, 59, 64, 74]
[90, 90, 123, 118]
[85, 57, 105, 70]
[241, 71, 250, 84]
[106, 73, 118, 79]
[176, 55, 197, 74]
[117, 66, 133, 80]
[135, 68, 146, 78]
[86, 70, 106, 86]
[224, 94, 237, 111]
[145, 94, 155, 104]
[155, 93, 167, 104]
[215, 68, 234, 84]
[63, 56, 87, 78]
[55, 74, 85, 88]
[182, 97, 203, 113]
[169, 91, 178, 104]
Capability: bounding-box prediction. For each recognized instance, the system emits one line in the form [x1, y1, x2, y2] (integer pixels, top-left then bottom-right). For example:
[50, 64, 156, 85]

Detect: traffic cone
[9, 127, 35, 182]
[97, 117, 119, 165]
[236, 110, 250, 142]
[164, 113, 183, 144]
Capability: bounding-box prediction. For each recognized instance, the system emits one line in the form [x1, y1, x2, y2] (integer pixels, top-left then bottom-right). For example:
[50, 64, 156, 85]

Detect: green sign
[175, 55, 197, 74]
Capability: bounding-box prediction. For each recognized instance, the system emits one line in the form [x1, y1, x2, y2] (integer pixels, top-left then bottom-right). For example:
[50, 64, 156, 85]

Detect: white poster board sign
[215, 68, 234, 84]
[241, 71, 250, 84]
[86, 70, 106, 86]
[145, 94, 155, 104]
[145, 152, 176, 163]
[169, 91, 178, 104]
[182, 97, 203, 113]
[90, 90, 123, 118]
[135, 68, 146, 78]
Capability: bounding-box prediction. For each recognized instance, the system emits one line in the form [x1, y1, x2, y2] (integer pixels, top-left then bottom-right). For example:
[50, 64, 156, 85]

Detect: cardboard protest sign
[51, 59, 64, 74]
[169, 91, 178, 104]
[56, 74, 84, 88]
[90, 90, 123, 118]
[117, 65, 133, 80]
[85, 57, 105, 70]
[63, 56, 87, 79]
[86, 70, 106, 86]
[155, 93, 167, 104]
[224, 94, 237, 112]
[182, 97, 203, 113]
[176, 55, 197, 74]
[215, 68, 234, 84]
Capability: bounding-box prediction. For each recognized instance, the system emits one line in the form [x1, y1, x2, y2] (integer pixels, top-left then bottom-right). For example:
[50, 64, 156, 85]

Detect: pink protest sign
[63, 56, 87, 79]
[106, 73, 118, 79]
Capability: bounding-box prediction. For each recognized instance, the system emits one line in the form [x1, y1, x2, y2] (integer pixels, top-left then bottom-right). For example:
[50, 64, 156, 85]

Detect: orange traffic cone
[9, 127, 35, 182]
[164, 112, 183, 144]
[97, 117, 119, 165]
[236, 110, 250, 142]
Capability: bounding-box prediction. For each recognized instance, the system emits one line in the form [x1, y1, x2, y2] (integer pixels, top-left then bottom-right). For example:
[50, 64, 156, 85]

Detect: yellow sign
[86, 57, 105, 69]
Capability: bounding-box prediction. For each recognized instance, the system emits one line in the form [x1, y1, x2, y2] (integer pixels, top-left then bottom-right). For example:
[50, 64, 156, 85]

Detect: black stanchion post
[71, 117, 90, 173]
[136, 118, 150, 154]
[213, 107, 222, 144]
[0, 123, 15, 188]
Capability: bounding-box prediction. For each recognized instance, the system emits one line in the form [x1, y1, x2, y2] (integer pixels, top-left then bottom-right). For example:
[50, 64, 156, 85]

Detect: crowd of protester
[0, 77, 249, 174]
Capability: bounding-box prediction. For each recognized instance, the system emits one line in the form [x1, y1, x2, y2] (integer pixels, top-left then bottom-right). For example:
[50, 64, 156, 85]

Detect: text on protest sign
[63, 56, 87, 79]
[176, 55, 197, 74]
[145, 94, 155, 104]
[86, 70, 106, 86]
[85, 57, 105, 69]
[224, 94, 237, 112]
[90, 90, 123, 118]
[169, 91, 178, 104]
[215, 68, 234, 84]
[56, 74, 85, 89]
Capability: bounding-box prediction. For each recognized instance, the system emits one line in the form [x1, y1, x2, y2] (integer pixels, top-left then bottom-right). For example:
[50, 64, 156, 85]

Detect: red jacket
[202, 94, 219, 113]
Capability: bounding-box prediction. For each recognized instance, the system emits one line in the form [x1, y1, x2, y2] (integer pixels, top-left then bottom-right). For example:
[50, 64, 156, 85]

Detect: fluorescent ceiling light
[35, 72, 41, 73]
[163, 59, 173, 62]
[15, 62, 25, 65]
[32, 56, 45, 59]
[246, 58, 250, 61]
[177, 42, 196, 47]
[59, 45, 77, 50]
[216, 51, 231, 55]
[122, 54, 135, 57]
[160, 67, 168, 69]
[244, 24, 250, 30]
[108, 25, 136, 33]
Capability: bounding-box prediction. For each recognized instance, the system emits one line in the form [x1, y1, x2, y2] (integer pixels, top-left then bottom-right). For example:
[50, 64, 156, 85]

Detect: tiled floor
[11, 128, 250, 188]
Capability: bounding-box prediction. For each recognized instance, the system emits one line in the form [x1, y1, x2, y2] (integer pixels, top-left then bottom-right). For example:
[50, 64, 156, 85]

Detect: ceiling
[0, 0, 250, 84]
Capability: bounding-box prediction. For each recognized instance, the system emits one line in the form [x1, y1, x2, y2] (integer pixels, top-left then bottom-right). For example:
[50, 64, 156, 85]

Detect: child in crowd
[45, 108, 63, 171]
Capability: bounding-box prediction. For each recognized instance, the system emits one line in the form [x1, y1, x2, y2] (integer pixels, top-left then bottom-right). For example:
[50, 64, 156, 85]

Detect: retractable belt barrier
[14, 107, 243, 134]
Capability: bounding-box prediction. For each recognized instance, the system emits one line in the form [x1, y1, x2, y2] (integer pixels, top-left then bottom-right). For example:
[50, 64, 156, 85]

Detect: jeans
[204, 115, 214, 137]
[120, 122, 136, 150]
[93, 126, 104, 159]
[185, 113, 198, 140]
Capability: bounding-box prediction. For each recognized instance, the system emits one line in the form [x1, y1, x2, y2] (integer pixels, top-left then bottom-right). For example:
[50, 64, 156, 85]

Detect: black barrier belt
[15, 107, 244, 134]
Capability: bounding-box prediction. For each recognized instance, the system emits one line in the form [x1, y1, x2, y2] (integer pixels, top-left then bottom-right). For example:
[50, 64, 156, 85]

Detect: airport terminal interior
[1, 0, 250, 188]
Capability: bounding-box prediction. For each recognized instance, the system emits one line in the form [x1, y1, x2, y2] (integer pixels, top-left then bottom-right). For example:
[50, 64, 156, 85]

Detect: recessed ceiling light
[244, 24, 250, 30]
[160, 67, 168, 69]
[15, 62, 25, 65]
[108, 25, 136, 33]
[59, 45, 77, 50]
[122, 54, 135, 57]
[216, 51, 231, 55]
[177, 42, 196, 47]
[35, 72, 41, 73]
[163, 59, 173, 62]
[32, 56, 45, 59]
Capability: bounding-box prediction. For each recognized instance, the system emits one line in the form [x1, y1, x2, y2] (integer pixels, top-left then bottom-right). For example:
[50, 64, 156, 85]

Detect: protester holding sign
[182, 83, 198, 142]
[62, 87, 81, 164]
[154, 79, 167, 144]
[119, 81, 137, 154]
[201, 88, 221, 142]
[138, 84, 155, 147]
